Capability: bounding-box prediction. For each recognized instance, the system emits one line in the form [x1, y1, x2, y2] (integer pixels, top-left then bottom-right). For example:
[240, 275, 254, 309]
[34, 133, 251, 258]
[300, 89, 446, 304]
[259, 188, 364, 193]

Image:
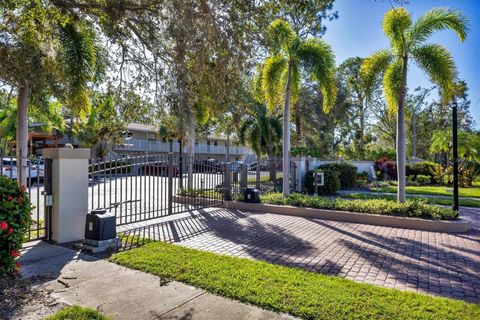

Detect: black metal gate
[89, 153, 225, 226]
[0, 155, 48, 241]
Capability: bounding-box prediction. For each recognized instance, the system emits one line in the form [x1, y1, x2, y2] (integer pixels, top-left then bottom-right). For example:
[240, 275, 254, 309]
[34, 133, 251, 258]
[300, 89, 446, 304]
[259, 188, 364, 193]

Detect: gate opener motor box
[85, 208, 116, 241]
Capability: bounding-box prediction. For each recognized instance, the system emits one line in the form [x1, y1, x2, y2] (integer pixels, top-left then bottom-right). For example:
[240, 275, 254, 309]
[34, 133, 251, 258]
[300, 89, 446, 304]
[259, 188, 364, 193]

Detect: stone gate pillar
[43, 148, 90, 244]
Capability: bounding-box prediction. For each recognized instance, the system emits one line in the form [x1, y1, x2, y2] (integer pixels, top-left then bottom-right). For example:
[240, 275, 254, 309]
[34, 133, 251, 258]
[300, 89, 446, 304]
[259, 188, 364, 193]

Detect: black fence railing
[89, 153, 225, 226]
[0, 155, 47, 241]
[231, 158, 296, 196]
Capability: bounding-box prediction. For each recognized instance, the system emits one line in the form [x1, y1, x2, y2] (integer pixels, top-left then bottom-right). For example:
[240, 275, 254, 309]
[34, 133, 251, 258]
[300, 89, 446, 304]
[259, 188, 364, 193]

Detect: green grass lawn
[343, 192, 480, 208]
[374, 185, 480, 198]
[44, 306, 109, 320]
[111, 241, 480, 320]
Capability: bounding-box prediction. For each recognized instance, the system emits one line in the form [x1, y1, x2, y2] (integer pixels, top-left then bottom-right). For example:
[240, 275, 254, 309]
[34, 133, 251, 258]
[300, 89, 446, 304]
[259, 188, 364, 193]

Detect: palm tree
[239, 103, 282, 159]
[13, 22, 102, 186]
[361, 7, 468, 203]
[259, 19, 337, 195]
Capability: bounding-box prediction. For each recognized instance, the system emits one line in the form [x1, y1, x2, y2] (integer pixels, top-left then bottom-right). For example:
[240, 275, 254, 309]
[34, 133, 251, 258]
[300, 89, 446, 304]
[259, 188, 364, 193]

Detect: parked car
[193, 159, 222, 173]
[140, 162, 179, 177]
[1, 158, 44, 182]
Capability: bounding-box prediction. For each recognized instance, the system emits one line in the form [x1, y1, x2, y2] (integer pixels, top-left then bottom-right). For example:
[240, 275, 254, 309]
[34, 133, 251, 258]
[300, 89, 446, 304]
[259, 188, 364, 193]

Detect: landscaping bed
[342, 192, 480, 208]
[111, 241, 480, 320]
[260, 193, 459, 220]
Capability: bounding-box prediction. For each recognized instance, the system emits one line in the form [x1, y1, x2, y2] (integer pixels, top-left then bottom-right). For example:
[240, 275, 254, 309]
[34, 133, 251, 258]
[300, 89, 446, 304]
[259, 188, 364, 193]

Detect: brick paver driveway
[121, 207, 480, 303]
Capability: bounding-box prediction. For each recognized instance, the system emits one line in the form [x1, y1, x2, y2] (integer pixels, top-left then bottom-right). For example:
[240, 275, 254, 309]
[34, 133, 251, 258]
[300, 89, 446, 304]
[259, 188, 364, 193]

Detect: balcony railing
[114, 138, 251, 155]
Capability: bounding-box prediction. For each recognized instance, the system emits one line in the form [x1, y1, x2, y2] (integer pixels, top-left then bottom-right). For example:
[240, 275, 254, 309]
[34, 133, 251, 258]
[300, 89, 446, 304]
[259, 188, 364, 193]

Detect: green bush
[0, 176, 32, 274]
[260, 193, 458, 220]
[318, 163, 357, 189]
[45, 305, 110, 320]
[305, 169, 340, 195]
[407, 161, 439, 182]
[416, 175, 431, 186]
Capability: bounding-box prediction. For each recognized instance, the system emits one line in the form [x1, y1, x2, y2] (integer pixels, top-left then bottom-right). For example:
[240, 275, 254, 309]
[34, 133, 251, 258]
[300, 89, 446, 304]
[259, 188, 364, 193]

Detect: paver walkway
[17, 241, 294, 320]
[121, 206, 480, 303]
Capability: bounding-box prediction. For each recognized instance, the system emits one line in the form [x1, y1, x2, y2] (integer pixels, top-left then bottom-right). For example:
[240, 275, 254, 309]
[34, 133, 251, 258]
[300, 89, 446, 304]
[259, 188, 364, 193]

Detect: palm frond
[239, 118, 254, 145]
[59, 22, 99, 117]
[297, 38, 337, 111]
[290, 59, 301, 105]
[298, 38, 336, 83]
[383, 7, 412, 49]
[409, 8, 469, 46]
[319, 70, 337, 113]
[261, 55, 287, 112]
[360, 49, 392, 99]
[267, 19, 296, 55]
[252, 64, 265, 103]
[383, 58, 403, 113]
[411, 43, 457, 103]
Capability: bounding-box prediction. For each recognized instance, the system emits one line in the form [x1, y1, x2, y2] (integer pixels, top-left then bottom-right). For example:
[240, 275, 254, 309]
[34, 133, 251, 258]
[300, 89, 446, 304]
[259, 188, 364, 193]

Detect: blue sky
[322, 0, 480, 129]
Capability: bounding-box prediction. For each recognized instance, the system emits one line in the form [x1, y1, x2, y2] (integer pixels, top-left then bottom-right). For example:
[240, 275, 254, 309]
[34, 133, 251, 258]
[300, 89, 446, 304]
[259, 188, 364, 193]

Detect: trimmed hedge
[305, 169, 340, 195]
[0, 176, 32, 274]
[319, 163, 357, 189]
[406, 161, 439, 182]
[260, 193, 459, 220]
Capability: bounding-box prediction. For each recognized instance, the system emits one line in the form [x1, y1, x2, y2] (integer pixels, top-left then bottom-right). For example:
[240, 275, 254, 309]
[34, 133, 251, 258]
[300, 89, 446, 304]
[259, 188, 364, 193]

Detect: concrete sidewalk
[17, 241, 294, 320]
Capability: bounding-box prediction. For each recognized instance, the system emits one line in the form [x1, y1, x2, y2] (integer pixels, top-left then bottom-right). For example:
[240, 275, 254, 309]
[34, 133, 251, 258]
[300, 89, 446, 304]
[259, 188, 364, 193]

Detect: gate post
[239, 163, 247, 189]
[223, 163, 232, 201]
[42, 148, 90, 244]
[168, 152, 173, 215]
[255, 158, 261, 189]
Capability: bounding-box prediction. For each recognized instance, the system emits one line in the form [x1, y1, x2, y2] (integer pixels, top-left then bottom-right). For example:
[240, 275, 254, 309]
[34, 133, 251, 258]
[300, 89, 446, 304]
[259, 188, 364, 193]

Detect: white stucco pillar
[43, 148, 90, 244]
[293, 157, 306, 192]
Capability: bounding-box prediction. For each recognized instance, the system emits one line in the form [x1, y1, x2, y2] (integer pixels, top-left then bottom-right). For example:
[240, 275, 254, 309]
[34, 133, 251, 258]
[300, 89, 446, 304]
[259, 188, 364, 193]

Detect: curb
[224, 201, 471, 233]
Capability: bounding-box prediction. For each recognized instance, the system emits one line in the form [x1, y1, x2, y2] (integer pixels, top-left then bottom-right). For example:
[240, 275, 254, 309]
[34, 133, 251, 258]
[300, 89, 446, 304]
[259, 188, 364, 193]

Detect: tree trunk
[282, 64, 292, 196]
[411, 112, 417, 158]
[16, 82, 29, 188]
[225, 134, 230, 163]
[359, 106, 365, 159]
[187, 111, 195, 190]
[397, 57, 408, 203]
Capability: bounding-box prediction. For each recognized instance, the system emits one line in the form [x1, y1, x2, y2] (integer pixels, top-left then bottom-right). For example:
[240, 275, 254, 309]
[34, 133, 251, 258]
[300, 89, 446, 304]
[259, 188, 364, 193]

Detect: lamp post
[452, 99, 459, 211]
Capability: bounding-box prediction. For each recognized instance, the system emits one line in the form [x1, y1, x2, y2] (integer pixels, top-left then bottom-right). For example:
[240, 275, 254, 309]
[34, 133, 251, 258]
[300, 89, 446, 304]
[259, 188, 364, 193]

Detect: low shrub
[305, 169, 340, 195]
[416, 175, 431, 186]
[318, 163, 357, 189]
[0, 176, 32, 274]
[260, 193, 458, 220]
[407, 161, 439, 182]
[357, 171, 369, 180]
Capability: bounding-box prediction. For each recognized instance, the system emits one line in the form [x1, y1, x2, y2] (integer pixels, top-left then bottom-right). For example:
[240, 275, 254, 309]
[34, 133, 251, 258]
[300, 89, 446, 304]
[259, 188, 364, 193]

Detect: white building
[114, 123, 251, 161]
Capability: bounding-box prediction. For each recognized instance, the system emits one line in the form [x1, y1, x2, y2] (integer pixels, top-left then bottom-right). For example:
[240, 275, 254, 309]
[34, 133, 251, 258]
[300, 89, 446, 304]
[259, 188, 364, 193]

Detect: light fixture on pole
[452, 98, 459, 211]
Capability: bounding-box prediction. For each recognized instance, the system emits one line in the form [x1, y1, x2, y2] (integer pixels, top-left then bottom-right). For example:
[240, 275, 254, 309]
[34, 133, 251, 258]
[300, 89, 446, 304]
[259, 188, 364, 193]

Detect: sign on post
[313, 171, 324, 195]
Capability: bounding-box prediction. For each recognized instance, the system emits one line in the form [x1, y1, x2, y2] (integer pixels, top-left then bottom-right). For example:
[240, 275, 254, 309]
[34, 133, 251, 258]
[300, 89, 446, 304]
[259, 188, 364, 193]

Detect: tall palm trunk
[16, 82, 29, 188]
[397, 56, 408, 203]
[282, 64, 292, 195]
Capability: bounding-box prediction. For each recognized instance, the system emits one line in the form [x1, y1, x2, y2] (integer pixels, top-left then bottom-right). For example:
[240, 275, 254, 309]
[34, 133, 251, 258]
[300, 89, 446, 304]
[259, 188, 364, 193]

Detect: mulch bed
[0, 273, 66, 320]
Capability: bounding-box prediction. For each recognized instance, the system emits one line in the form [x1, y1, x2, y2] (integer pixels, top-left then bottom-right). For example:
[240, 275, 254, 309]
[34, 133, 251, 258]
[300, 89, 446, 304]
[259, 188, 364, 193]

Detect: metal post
[314, 171, 318, 195]
[452, 99, 459, 211]
[168, 152, 173, 215]
[224, 163, 232, 201]
[179, 139, 183, 189]
[255, 158, 261, 189]
[240, 163, 247, 189]
[44, 158, 53, 241]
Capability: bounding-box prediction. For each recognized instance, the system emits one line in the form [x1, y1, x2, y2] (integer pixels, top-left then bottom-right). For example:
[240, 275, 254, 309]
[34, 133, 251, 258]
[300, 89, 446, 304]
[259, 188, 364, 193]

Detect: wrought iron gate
[89, 153, 225, 226]
[0, 155, 48, 241]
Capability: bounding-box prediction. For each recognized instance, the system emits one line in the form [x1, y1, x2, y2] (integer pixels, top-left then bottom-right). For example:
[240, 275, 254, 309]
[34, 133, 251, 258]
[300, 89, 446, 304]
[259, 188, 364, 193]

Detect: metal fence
[1, 155, 47, 241]
[231, 158, 296, 196]
[89, 153, 225, 226]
